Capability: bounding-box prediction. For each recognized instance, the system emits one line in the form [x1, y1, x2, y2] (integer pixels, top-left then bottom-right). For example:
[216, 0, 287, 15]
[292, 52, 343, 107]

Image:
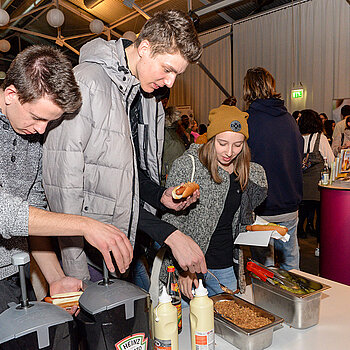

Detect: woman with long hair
[160, 105, 267, 299]
[298, 109, 334, 255]
[243, 67, 304, 271]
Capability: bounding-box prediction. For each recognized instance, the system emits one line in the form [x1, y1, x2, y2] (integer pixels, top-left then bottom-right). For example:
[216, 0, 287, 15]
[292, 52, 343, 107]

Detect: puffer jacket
[160, 144, 268, 291]
[43, 38, 164, 279]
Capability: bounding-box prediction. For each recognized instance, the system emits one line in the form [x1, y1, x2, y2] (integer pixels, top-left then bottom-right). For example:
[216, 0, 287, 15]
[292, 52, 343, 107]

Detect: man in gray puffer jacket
[43, 10, 207, 281]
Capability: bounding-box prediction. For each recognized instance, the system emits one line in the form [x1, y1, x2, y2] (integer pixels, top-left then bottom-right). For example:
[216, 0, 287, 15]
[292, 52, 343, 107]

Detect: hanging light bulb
[0, 39, 11, 52]
[46, 8, 65, 28]
[122, 31, 137, 42]
[0, 71, 6, 79]
[89, 19, 104, 34]
[0, 9, 10, 27]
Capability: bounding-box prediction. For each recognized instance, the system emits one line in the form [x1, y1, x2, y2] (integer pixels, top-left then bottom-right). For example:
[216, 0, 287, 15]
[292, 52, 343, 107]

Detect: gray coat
[43, 38, 164, 279]
[0, 113, 46, 279]
[160, 144, 268, 291]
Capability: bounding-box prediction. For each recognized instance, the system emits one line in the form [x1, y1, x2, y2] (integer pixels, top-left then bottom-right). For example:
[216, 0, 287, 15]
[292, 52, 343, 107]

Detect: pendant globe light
[0, 9, 10, 26]
[122, 31, 137, 42]
[46, 8, 65, 28]
[89, 19, 104, 34]
[0, 39, 10, 52]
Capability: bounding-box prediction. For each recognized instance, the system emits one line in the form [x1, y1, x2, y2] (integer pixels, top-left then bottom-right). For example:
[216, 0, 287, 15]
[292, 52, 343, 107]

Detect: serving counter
[319, 182, 350, 285]
[179, 271, 350, 349]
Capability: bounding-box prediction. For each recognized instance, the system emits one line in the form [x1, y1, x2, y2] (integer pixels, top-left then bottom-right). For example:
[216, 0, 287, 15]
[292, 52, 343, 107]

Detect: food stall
[179, 271, 350, 349]
[319, 178, 350, 285]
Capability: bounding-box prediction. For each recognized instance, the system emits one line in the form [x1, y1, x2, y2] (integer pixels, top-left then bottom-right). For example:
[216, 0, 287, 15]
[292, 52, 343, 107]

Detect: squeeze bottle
[153, 286, 178, 350]
[166, 265, 182, 333]
[190, 279, 215, 350]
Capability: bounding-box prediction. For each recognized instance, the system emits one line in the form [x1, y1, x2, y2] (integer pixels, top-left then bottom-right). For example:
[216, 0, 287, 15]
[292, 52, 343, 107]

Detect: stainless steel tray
[211, 294, 283, 350]
[251, 268, 331, 329]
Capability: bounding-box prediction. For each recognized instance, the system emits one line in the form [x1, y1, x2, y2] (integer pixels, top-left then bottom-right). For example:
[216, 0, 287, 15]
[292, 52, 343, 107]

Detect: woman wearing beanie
[160, 105, 267, 299]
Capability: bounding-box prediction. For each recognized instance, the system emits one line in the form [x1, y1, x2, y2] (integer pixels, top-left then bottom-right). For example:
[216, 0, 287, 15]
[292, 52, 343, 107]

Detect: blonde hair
[198, 136, 251, 190]
[243, 67, 281, 106]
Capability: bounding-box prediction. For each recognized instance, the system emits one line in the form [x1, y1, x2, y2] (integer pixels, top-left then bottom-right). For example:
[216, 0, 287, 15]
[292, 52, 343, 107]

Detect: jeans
[132, 258, 151, 291]
[181, 266, 237, 308]
[251, 217, 300, 270]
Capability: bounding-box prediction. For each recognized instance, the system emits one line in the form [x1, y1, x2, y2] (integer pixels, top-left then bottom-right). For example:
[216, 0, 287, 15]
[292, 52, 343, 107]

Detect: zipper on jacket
[125, 85, 137, 242]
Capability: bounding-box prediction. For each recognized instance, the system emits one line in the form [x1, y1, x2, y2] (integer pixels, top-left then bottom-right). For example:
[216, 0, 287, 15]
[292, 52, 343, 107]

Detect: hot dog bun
[172, 182, 200, 199]
[44, 291, 83, 309]
[246, 224, 288, 236]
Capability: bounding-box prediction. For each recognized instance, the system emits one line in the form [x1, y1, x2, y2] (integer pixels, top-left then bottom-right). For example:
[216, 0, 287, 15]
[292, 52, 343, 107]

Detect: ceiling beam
[7, 26, 57, 41]
[9, 3, 53, 23]
[194, 0, 241, 17]
[199, 0, 234, 23]
[109, 0, 170, 29]
[58, 0, 121, 38]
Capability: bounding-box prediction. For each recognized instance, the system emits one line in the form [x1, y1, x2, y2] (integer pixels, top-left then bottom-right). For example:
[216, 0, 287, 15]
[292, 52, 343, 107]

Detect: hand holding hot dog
[161, 183, 200, 211]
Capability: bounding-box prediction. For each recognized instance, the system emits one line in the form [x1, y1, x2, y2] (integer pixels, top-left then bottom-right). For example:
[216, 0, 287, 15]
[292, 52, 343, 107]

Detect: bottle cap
[194, 279, 208, 297]
[159, 286, 172, 304]
[167, 265, 175, 272]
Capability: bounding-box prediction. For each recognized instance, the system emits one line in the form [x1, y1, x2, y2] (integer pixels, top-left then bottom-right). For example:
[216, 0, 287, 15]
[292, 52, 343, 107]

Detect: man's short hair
[243, 67, 281, 104]
[134, 9, 202, 63]
[2, 45, 82, 115]
[341, 105, 350, 118]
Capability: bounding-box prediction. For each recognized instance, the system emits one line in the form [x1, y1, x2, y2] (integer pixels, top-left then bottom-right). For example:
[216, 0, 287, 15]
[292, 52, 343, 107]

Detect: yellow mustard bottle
[190, 279, 215, 350]
[154, 286, 178, 350]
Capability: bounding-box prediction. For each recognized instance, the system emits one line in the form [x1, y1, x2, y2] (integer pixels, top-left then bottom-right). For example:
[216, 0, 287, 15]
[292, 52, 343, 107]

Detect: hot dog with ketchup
[246, 224, 288, 236]
[172, 182, 200, 199]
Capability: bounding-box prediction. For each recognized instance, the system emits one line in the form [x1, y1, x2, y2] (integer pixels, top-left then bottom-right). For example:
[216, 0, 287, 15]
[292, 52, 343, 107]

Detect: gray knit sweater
[160, 143, 268, 291]
[0, 113, 46, 279]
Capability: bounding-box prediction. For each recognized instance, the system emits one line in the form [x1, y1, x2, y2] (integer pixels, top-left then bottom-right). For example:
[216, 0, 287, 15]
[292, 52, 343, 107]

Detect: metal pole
[197, 60, 231, 98]
[19, 265, 29, 308]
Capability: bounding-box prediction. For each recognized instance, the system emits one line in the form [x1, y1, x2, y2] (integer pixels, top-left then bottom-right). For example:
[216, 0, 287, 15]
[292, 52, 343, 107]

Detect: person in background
[160, 105, 267, 299]
[161, 107, 186, 186]
[319, 113, 328, 125]
[243, 67, 303, 271]
[195, 123, 208, 144]
[178, 114, 193, 149]
[297, 109, 334, 256]
[222, 96, 237, 106]
[0, 45, 133, 314]
[190, 119, 200, 142]
[292, 110, 301, 123]
[324, 119, 336, 144]
[43, 10, 206, 283]
[333, 105, 350, 143]
[332, 116, 350, 156]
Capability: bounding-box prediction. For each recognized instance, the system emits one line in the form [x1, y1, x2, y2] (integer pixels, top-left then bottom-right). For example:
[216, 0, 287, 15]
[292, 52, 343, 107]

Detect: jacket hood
[249, 98, 287, 117]
[186, 143, 201, 157]
[79, 38, 139, 94]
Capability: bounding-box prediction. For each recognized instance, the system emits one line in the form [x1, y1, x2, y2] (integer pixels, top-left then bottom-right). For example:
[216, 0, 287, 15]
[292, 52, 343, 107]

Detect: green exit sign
[292, 88, 303, 99]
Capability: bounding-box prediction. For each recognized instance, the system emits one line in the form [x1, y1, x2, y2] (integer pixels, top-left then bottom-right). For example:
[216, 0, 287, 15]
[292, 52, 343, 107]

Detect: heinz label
[115, 333, 148, 350]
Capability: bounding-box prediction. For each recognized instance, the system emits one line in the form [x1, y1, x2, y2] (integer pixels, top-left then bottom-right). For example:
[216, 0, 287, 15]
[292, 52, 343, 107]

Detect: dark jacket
[247, 98, 303, 216]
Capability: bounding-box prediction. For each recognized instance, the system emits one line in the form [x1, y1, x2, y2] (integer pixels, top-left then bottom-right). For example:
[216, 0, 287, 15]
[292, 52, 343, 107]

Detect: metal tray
[211, 294, 283, 350]
[251, 268, 331, 329]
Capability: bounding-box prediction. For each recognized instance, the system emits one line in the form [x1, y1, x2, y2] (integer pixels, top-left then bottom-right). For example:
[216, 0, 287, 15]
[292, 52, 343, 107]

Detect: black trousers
[0, 263, 36, 313]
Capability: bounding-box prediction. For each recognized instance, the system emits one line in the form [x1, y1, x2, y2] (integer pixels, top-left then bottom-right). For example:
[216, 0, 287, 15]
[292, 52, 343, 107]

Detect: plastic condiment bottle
[190, 279, 215, 350]
[154, 286, 178, 350]
[166, 265, 182, 333]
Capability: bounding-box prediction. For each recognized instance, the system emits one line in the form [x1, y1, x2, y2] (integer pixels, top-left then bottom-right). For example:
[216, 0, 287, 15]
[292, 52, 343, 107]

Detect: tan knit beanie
[207, 105, 249, 140]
